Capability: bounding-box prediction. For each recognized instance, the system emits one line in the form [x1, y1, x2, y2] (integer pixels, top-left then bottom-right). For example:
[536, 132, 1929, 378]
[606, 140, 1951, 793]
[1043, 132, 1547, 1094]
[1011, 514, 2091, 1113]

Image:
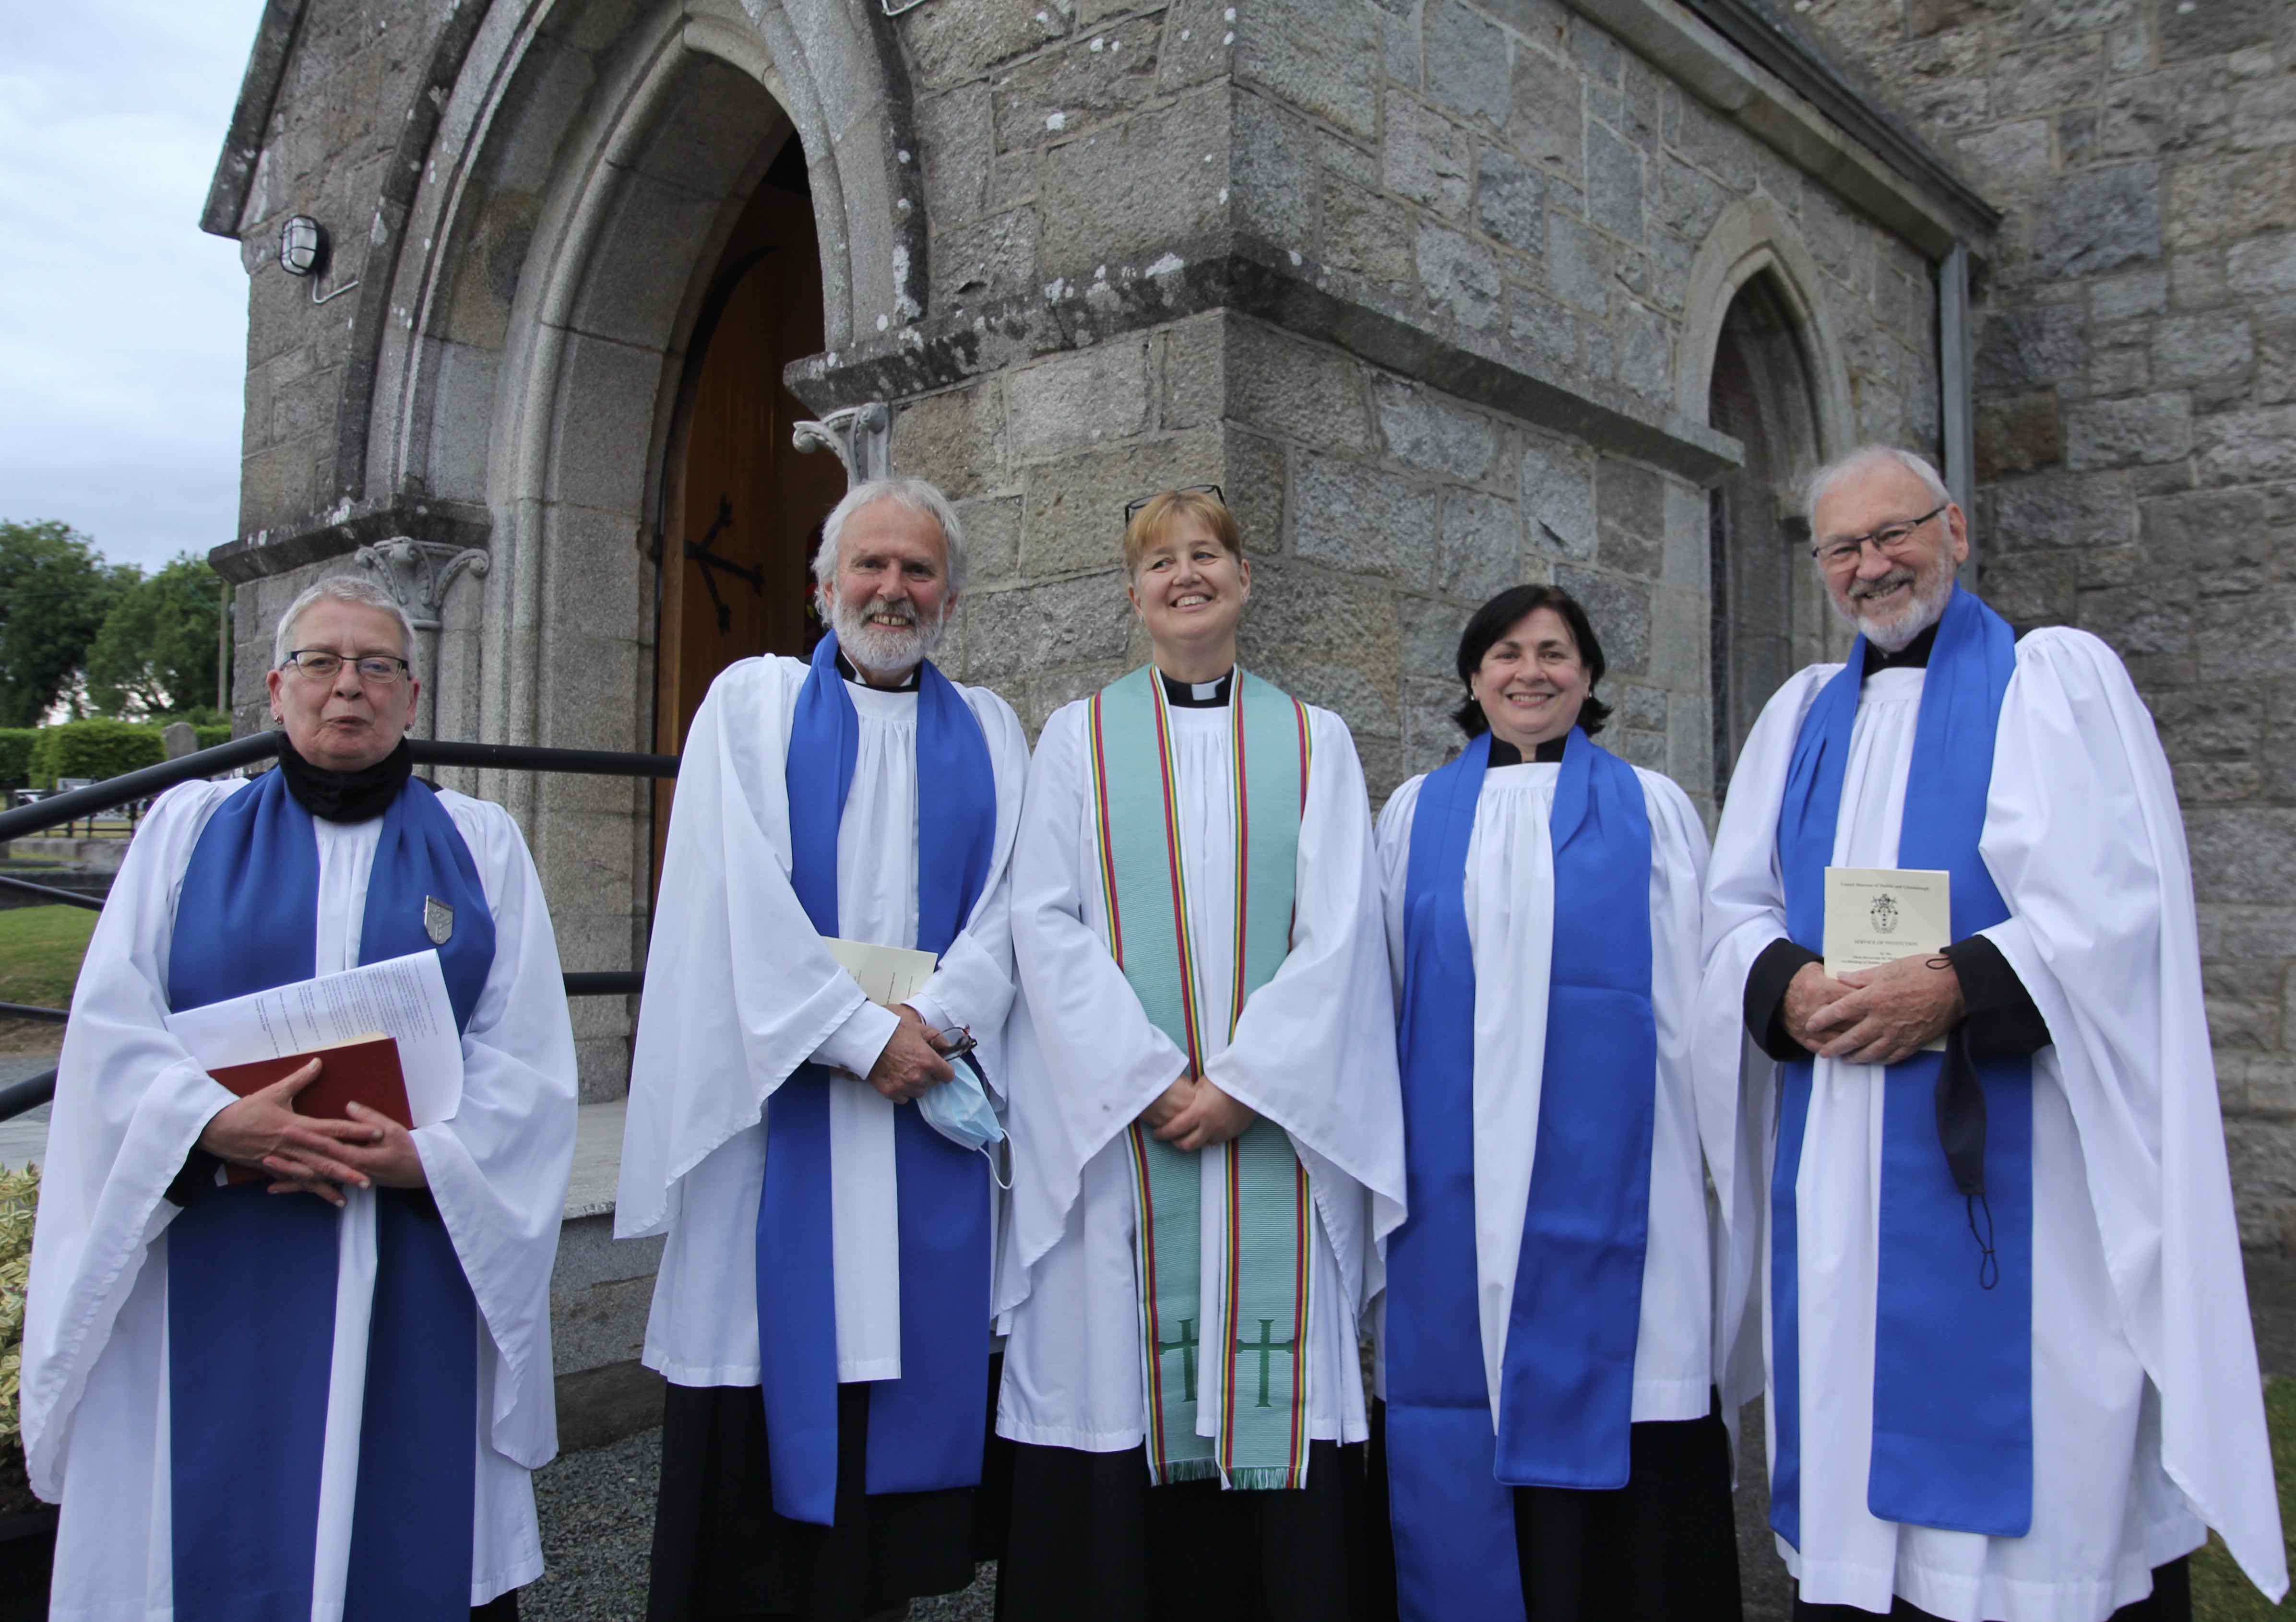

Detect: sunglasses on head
[1122, 483, 1225, 524]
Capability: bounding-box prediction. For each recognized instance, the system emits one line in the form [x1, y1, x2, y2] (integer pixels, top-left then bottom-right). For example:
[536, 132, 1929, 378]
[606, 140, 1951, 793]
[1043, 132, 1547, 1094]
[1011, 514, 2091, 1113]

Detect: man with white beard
[619, 478, 1029, 1621]
[1699, 445, 2285, 1622]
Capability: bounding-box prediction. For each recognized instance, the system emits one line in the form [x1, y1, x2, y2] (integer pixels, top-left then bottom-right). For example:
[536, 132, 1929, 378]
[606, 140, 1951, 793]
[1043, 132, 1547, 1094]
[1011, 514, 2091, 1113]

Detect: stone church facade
[202, 0, 2293, 1241]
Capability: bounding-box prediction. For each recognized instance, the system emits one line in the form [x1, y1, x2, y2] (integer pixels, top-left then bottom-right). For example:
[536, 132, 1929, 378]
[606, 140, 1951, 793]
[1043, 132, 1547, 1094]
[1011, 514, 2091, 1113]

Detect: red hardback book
[208, 1033, 413, 1185]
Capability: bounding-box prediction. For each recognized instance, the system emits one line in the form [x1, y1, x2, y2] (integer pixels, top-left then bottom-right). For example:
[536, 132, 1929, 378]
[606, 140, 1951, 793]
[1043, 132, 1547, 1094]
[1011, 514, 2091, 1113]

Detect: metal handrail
[0, 873, 103, 911]
[0, 731, 683, 1125]
[0, 734, 277, 841]
[0, 733, 681, 844]
[0, 1070, 51, 1122]
[0, 1001, 67, 1023]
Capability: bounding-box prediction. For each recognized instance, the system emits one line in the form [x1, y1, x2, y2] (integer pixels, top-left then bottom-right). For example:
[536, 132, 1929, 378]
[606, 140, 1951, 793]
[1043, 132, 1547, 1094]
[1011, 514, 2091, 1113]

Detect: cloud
[0, 0, 266, 573]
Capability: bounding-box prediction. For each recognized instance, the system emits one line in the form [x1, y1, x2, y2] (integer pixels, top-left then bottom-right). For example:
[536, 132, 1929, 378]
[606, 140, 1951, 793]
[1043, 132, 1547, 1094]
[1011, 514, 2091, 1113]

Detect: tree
[0, 521, 131, 726]
[86, 553, 226, 719]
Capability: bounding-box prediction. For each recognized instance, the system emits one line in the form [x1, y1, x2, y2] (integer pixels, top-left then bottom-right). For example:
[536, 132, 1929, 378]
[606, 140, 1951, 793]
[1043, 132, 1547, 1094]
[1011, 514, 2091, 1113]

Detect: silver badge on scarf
[424, 896, 454, 945]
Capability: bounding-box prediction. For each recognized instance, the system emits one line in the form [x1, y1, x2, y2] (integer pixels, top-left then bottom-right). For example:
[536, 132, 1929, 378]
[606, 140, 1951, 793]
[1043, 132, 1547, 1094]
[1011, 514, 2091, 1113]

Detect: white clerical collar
[1158, 668, 1234, 708]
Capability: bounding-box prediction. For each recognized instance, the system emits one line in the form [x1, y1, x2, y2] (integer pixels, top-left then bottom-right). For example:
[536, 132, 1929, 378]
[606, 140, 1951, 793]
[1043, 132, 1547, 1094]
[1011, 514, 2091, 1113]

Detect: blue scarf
[165, 765, 496, 1622]
[1771, 586, 2033, 1545]
[757, 634, 998, 1526]
[1384, 727, 1657, 1620]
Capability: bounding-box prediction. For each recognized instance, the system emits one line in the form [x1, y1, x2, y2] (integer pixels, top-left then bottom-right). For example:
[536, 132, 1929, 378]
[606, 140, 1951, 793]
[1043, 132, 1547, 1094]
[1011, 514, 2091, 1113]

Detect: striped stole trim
[1088, 665, 1315, 1490]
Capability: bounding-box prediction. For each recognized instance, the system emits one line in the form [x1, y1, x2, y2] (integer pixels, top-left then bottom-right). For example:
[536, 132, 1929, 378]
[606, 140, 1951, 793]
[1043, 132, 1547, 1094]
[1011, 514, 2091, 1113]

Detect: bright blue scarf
[1385, 727, 1657, 1620]
[1771, 586, 2033, 1544]
[757, 634, 998, 1526]
[166, 764, 495, 1622]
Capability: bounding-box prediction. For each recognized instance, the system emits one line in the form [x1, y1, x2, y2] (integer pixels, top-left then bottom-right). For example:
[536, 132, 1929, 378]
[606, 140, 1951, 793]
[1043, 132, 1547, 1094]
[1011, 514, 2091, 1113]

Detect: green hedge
[194, 724, 232, 751]
[29, 719, 165, 788]
[0, 730, 35, 792]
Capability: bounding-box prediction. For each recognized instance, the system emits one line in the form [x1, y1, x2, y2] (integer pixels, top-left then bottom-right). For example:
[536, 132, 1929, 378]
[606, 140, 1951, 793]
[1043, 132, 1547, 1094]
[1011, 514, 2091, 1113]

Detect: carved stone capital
[791, 401, 891, 486]
[353, 536, 490, 631]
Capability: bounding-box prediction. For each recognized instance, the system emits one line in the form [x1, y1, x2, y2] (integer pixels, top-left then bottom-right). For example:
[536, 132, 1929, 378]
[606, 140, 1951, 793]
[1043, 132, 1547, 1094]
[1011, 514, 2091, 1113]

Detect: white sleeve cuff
[811, 998, 899, 1078]
[901, 991, 955, 1041]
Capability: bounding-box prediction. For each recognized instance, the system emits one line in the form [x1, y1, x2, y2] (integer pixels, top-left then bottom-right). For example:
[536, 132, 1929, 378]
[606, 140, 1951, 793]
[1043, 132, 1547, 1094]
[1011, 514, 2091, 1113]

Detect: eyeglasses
[1810, 503, 1949, 568]
[279, 650, 413, 685]
[932, 1026, 978, 1060]
[1123, 483, 1225, 524]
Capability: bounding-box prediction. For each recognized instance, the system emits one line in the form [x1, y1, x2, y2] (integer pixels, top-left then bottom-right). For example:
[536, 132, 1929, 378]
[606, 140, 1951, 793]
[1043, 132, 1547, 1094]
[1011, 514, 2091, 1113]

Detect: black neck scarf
[274, 736, 413, 824]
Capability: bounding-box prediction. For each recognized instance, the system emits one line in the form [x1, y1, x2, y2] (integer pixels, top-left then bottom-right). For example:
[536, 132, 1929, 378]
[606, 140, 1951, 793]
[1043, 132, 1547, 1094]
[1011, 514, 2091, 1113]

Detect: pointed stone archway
[1679, 200, 1857, 797]
[340, 0, 913, 1092]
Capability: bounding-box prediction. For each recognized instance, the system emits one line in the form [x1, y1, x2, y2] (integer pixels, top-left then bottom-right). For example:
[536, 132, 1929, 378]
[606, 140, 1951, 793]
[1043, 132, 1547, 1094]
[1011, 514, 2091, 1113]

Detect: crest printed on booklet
[424, 896, 454, 945]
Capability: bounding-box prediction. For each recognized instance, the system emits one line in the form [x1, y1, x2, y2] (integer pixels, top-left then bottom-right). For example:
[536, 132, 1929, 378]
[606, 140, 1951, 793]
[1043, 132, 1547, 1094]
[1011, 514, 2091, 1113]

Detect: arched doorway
[651, 132, 850, 864]
[1707, 270, 1826, 798]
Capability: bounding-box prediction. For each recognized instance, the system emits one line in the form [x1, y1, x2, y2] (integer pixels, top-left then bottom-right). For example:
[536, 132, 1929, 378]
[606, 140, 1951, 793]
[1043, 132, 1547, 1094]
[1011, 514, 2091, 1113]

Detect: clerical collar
[1862, 619, 1939, 676]
[1159, 669, 1233, 708]
[1486, 736, 1568, 767]
[834, 649, 920, 692]
[275, 736, 412, 823]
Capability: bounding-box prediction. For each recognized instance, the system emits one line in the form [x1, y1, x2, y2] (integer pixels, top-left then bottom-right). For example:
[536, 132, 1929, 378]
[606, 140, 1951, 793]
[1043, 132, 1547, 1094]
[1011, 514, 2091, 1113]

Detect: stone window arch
[1679, 200, 1856, 797]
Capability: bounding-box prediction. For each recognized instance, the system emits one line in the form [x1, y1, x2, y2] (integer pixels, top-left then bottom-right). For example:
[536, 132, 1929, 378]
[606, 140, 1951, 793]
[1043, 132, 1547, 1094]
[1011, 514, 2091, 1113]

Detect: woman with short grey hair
[24, 577, 579, 1620]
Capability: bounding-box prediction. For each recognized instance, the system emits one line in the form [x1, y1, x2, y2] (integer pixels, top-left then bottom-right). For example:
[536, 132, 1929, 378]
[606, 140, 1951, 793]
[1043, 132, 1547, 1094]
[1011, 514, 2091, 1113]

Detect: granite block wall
[1798, 0, 2296, 1245]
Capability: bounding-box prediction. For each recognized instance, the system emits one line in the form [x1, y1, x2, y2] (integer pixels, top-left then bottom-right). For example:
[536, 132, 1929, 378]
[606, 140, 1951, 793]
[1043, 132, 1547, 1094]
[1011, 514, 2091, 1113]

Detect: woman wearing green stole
[993, 487, 1406, 1622]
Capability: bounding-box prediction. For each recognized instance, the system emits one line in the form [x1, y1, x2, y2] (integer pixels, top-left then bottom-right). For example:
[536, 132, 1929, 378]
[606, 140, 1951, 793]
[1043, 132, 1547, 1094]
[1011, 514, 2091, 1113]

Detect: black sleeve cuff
[1940, 935, 2052, 1057]
[164, 1146, 223, 1208]
[1745, 937, 1822, 1064]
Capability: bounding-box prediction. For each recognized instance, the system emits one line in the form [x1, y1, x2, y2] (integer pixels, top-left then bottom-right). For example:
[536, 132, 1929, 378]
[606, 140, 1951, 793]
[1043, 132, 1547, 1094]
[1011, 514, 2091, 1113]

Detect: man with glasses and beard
[619, 478, 1028, 1622]
[1698, 446, 2284, 1621]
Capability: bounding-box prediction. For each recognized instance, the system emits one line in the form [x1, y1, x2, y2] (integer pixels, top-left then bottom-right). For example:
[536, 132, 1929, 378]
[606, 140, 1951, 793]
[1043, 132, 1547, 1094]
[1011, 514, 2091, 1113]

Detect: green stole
[1087, 664, 1316, 1490]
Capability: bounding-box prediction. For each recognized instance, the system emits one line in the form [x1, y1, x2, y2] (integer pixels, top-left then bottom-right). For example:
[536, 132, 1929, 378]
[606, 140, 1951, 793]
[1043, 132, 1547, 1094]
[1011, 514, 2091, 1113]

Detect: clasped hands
[196, 1059, 427, 1207]
[1138, 1067, 1258, 1153]
[1782, 954, 1965, 1067]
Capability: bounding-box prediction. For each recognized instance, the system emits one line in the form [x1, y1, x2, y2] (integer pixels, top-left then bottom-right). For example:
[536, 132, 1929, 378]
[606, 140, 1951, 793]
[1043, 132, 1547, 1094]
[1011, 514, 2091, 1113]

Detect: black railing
[0, 731, 679, 1125]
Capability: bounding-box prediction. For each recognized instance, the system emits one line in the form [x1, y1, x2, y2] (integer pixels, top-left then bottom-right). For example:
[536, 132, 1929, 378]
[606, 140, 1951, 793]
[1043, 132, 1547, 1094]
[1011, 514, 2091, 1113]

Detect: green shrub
[0, 730, 36, 792]
[0, 1161, 35, 1450]
[29, 718, 165, 787]
[193, 725, 232, 752]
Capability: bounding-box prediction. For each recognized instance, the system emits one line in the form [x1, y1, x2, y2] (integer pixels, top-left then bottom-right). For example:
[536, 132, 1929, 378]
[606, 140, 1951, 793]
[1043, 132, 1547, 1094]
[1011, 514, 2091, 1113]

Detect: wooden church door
[653, 140, 849, 875]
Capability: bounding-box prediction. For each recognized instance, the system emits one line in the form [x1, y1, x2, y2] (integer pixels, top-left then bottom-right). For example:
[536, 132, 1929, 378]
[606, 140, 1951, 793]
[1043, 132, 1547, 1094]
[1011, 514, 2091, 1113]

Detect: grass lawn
[0, 904, 94, 1051]
[2194, 1376, 2296, 1616]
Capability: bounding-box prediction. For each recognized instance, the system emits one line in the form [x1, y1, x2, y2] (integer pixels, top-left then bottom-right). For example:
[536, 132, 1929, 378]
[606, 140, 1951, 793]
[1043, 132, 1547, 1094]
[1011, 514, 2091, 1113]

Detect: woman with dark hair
[1369, 583, 1741, 1622]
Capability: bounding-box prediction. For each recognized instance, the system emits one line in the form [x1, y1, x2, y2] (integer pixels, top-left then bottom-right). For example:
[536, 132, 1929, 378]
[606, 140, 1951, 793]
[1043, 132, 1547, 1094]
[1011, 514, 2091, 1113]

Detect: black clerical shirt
[1741, 624, 2051, 1064]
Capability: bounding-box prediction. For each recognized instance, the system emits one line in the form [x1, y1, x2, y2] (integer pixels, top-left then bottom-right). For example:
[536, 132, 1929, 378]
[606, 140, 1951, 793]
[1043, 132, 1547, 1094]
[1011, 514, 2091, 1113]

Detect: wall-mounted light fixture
[277, 214, 358, 305]
[279, 215, 325, 276]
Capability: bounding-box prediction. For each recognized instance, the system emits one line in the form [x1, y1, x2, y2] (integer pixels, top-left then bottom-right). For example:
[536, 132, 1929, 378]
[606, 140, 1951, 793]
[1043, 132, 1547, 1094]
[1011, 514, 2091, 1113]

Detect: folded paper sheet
[165, 948, 464, 1126]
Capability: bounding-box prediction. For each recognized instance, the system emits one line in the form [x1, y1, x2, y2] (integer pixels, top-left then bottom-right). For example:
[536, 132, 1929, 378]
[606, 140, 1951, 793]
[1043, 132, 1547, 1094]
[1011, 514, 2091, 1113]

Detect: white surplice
[1697, 626, 2287, 1621]
[23, 776, 579, 1620]
[1372, 759, 1716, 1424]
[617, 655, 1027, 1388]
[995, 693, 1405, 1456]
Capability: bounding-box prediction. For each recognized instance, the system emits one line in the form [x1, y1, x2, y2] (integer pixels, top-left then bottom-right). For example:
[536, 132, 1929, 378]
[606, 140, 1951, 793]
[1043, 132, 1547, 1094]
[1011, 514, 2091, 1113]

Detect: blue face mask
[917, 1055, 1008, 1175]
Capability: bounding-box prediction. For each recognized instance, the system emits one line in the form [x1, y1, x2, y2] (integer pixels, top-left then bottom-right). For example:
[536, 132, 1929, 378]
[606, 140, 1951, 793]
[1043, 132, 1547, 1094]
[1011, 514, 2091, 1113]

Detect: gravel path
[523, 1429, 997, 1622]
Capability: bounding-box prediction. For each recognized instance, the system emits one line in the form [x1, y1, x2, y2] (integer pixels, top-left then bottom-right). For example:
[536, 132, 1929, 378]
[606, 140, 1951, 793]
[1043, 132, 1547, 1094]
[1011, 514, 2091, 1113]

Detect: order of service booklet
[824, 937, 938, 1009]
[1823, 865, 1951, 1053]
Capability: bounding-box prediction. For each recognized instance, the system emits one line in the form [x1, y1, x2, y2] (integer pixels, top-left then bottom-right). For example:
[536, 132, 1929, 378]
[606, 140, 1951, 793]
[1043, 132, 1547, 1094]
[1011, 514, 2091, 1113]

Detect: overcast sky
[0, 0, 267, 574]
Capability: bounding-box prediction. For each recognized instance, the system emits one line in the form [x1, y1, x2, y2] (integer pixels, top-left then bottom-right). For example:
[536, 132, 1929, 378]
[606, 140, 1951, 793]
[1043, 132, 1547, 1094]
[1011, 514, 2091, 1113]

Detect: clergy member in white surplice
[23, 576, 577, 1622]
[992, 485, 1405, 1622]
[1370, 583, 1739, 1622]
[1698, 445, 2285, 1622]
[618, 477, 1027, 1622]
